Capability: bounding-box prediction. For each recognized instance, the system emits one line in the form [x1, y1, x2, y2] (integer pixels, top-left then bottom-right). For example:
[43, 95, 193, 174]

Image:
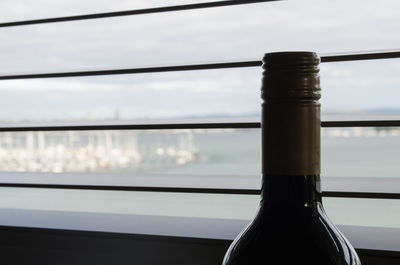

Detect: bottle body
[222, 52, 360, 265]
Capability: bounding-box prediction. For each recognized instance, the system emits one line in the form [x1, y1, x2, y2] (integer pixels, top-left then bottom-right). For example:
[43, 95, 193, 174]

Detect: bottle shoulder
[223, 203, 361, 265]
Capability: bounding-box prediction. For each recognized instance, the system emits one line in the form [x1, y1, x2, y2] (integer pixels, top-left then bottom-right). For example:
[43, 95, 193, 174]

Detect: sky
[0, 0, 399, 122]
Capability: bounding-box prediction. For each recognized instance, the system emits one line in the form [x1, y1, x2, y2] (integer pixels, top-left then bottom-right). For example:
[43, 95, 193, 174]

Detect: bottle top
[261, 52, 321, 176]
[262, 51, 321, 101]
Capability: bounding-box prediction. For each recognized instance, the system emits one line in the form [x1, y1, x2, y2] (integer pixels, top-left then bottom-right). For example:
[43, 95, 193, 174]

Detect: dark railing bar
[0, 183, 260, 195]
[0, 0, 277, 28]
[0, 50, 399, 80]
[321, 120, 400, 128]
[322, 191, 400, 200]
[1, 120, 400, 132]
[0, 183, 397, 199]
[0, 122, 260, 132]
[0, 61, 260, 80]
[320, 50, 400, 63]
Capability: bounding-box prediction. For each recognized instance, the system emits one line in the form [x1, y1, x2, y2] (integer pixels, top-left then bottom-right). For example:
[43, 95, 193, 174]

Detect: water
[156, 129, 261, 175]
[154, 128, 400, 179]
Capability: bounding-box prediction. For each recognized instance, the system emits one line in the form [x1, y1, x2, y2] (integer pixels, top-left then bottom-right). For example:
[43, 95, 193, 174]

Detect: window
[0, 0, 399, 252]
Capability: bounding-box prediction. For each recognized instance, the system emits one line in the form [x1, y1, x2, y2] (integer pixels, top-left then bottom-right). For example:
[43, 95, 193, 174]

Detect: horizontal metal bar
[0, 171, 261, 191]
[0, 50, 398, 80]
[2, 172, 399, 194]
[0, 61, 261, 80]
[1, 120, 400, 132]
[0, 173, 398, 199]
[0, 183, 260, 195]
[0, 183, 397, 199]
[0, 122, 260, 132]
[322, 191, 400, 200]
[321, 120, 400, 127]
[321, 50, 400, 63]
[0, 0, 278, 28]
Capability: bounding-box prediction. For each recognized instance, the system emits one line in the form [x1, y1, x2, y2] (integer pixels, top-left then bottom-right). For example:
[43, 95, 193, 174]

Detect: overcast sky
[0, 0, 399, 122]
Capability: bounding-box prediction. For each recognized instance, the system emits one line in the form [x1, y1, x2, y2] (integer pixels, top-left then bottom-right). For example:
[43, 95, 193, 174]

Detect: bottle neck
[261, 101, 321, 176]
[260, 175, 322, 208]
[260, 52, 322, 209]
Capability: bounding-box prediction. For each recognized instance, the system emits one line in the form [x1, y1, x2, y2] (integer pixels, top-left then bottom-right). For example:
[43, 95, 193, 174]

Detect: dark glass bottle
[222, 52, 361, 265]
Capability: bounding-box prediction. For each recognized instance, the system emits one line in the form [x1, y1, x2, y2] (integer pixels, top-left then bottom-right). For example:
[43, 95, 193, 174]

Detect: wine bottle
[222, 52, 361, 265]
